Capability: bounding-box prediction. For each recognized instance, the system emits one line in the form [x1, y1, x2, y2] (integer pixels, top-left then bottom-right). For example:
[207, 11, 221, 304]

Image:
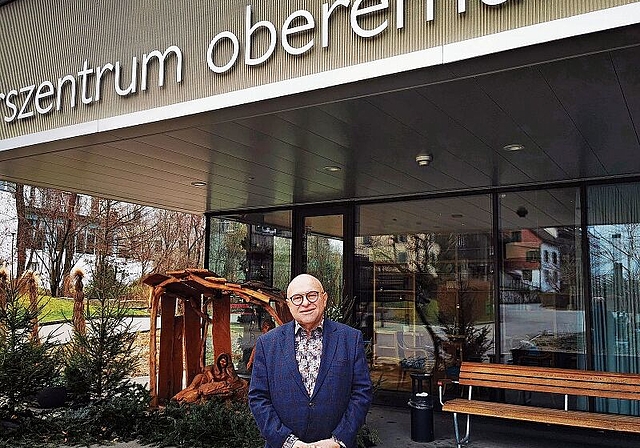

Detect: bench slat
[457, 362, 640, 400]
[459, 374, 640, 399]
[460, 378, 640, 401]
[461, 362, 640, 385]
[459, 371, 640, 387]
[442, 399, 640, 433]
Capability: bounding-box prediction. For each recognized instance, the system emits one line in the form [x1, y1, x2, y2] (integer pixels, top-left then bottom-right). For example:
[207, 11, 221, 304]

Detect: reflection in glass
[305, 214, 344, 305]
[499, 189, 585, 373]
[207, 212, 292, 374]
[588, 183, 640, 415]
[356, 196, 493, 393]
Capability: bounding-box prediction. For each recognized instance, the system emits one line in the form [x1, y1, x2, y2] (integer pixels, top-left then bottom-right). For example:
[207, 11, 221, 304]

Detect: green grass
[40, 297, 149, 324]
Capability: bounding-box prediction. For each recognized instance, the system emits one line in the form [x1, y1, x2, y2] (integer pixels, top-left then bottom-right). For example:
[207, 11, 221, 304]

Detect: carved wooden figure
[173, 353, 248, 403]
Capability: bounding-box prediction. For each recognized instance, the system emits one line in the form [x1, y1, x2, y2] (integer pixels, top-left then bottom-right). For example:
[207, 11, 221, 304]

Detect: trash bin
[408, 392, 434, 442]
[408, 372, 434, 442]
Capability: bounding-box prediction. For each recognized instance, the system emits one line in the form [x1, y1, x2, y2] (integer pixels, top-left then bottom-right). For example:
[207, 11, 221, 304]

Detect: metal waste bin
[409, 371, 434, 443]
[408, 392, 434, 442]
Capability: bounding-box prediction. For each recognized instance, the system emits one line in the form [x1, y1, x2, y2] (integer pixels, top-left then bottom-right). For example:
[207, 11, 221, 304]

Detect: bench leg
[453, 412, 471, 448]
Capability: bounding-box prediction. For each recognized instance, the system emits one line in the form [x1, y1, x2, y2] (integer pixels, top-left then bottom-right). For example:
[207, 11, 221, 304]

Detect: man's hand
[304, 439, 339, 448]
[291, 437, 336, 448]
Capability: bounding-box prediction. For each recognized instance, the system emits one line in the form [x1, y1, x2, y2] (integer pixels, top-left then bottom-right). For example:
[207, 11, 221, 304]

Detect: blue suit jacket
[248, 319, 373, 448]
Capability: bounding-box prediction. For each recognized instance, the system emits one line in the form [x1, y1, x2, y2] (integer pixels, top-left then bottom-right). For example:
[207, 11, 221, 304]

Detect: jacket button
[309, 402, 314, 407]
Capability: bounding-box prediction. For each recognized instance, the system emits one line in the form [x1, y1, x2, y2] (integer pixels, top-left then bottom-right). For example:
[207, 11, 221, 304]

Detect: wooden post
[172, 315, 184, 397]
[183, 296, 202, 386]
[148, 287, 162, 407]
[211, 291, 231, 359]
[158, 295, 177, 403]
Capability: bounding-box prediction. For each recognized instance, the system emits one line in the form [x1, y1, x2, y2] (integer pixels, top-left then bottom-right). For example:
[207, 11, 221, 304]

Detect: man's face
[286, 274, 327, 332]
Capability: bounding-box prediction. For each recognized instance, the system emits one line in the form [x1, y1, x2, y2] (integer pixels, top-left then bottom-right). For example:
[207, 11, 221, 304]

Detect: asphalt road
[39, 316, 159, 343]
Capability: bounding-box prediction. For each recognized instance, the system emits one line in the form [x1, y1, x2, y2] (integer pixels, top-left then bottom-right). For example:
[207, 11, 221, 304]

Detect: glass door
[302, 214, 344, 303]
[292, 207, 353, 316]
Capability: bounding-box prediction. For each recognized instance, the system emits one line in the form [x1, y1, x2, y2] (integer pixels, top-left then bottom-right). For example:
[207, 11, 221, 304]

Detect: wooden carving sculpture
[173, 353, 247, 403]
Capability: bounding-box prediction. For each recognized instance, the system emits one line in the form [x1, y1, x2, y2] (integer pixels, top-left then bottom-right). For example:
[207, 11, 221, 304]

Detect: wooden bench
[438, 362, 640, 447]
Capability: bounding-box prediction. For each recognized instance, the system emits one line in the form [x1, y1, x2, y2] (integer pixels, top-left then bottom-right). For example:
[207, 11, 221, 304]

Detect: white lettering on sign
[350, 0, 389, 39]
[322, 0, 350, 48]
[282, 10, 315, 56]
[207, 32, 240, 73]
[205, 1, 512, 74]
[245, 5, 278, 66]
[35, 81, 55, 115]
[0, 46, 182, 124]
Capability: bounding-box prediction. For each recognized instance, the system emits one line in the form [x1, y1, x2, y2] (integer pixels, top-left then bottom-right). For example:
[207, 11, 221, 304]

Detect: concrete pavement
[369, 405, 640, 448]
[62, 404, 640, 448]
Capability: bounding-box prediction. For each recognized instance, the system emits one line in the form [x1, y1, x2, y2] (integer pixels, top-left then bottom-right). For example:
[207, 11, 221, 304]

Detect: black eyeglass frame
[288, 290, 324, 306]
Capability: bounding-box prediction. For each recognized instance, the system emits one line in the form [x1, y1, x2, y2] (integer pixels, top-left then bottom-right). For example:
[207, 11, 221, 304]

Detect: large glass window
[208, 211, 292, 373]
[499, 188, 585, 371]
[588, 183, 640, 415]
[356, 196, 493, 392]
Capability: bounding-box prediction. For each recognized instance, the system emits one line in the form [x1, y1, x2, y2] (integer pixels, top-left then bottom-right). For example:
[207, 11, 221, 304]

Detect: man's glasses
[288, 290, 322, 306]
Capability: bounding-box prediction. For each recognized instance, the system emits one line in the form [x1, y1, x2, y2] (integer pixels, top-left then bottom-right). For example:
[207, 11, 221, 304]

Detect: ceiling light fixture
[516, 206, 529, 218]
[324, 165, 342, 172]
[191, 181, 207, 187]
[503, 143, 524, 152]
[415, 153, 433, 167]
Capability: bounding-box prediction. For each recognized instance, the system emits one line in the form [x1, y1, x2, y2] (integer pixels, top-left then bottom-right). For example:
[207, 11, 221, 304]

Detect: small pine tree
[64, 262, 140, 402]
[0, 272, 60, 415]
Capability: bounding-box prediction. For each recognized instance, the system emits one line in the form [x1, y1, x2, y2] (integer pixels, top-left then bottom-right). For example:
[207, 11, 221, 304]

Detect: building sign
[1, 0, 516, 125]
[0, 0, 638, 143]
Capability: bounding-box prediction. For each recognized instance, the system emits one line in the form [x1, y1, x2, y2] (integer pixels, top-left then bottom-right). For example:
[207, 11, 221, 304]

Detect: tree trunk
[14, 184, 28, 278]
[25, 272, 40, 343]
[62, 193, 78, 283]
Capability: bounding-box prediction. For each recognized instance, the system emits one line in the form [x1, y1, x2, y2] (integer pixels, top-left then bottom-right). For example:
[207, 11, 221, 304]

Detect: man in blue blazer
[249, 274, 373, 448]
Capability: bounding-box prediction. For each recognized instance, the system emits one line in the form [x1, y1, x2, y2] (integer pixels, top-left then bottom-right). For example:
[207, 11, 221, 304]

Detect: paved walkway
[61, 404, 640, 448]
[369, 405, 640, 448]
[44, 316, 640, 448]
[40, 317, 157, 343]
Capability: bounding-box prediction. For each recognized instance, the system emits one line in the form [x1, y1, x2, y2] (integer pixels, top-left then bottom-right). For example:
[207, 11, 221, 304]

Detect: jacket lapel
[281, 321, 308, 397]
[311, 319, 338, 400]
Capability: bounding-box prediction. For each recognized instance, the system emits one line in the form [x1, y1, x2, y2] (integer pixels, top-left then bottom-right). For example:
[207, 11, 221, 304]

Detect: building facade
[3, 0, 640, 412]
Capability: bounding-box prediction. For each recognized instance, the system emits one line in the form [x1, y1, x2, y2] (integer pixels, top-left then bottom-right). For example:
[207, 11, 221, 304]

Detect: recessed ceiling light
[324, 166, 342, 172]
[415, 153, 433, 167]
[191, 181, 207, 187]
[503, 143, 524, 152]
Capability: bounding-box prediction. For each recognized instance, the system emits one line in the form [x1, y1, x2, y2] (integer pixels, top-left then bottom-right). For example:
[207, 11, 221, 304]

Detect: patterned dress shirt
[282, 319, 324, 448]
